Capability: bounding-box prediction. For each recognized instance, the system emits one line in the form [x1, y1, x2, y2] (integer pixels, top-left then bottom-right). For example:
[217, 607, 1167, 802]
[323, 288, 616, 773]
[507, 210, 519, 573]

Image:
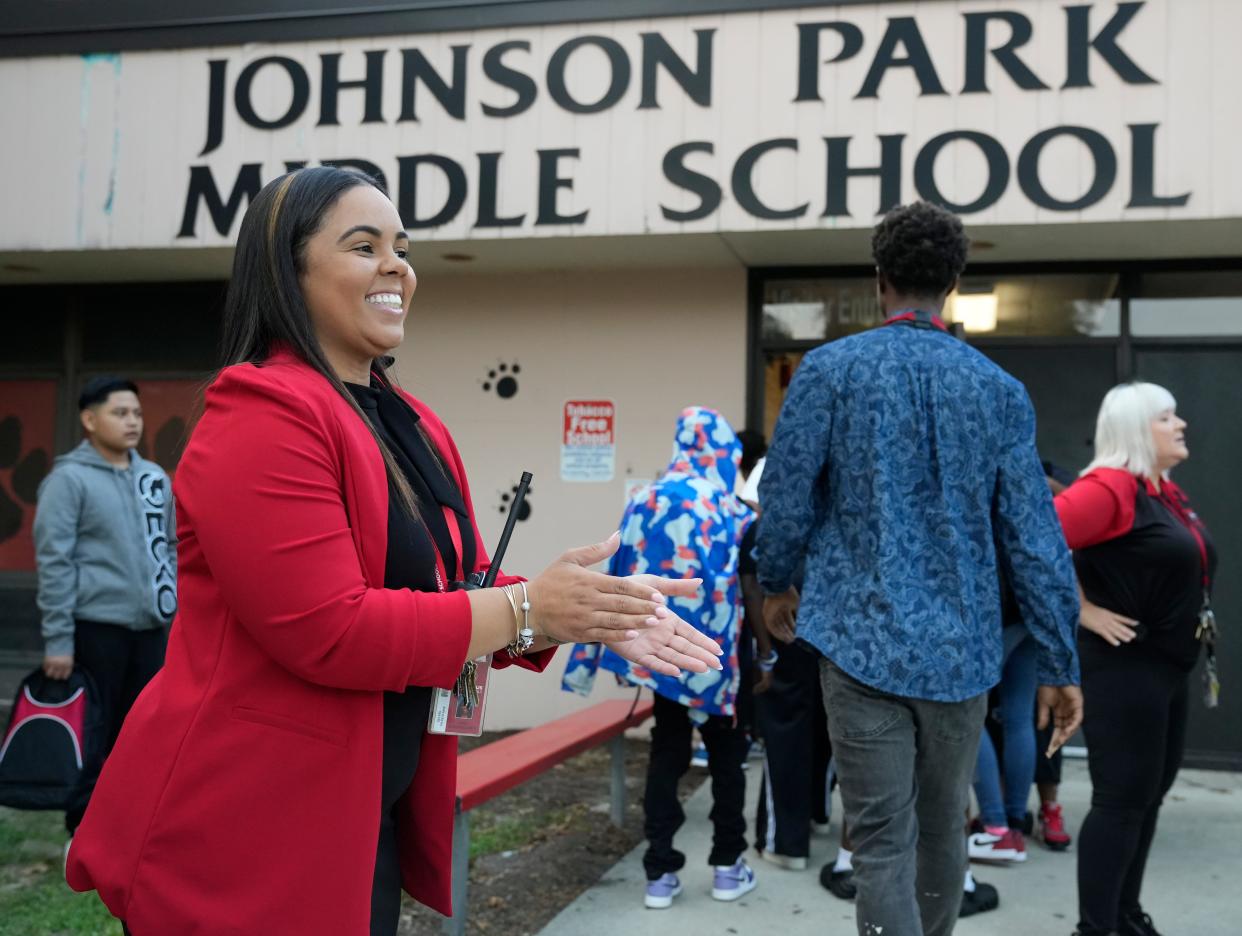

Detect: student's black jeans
[642, 691, 750, 879]
[1077, 642, 1189, 935]
[754, 640, 832, 859]
[66, 620, 167, 834]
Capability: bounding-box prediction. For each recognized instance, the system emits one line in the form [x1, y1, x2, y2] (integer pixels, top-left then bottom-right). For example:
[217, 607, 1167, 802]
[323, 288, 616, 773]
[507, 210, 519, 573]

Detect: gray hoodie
[34, 440, 178, 657]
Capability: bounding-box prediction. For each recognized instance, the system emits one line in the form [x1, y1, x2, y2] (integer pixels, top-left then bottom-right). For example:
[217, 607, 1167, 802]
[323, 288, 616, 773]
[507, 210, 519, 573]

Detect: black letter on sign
[323, 159, 389, 193]
[200, 59, 228, 156]
[399, 46, 469, 122]
[823, 135, 905, 217]
[178, 164, 263, 238]
[857, 17, 947, 99]
[731, 139, 809, 221]
[1017, 126, 1117, 211]
[914, 131, 1009, 213]
[962, 11, 1049, 93]
[1127, 123, 1190, 208]
[1064, 2, 1156, 89]
[476, 153, 526, 228]
[396, 155, 467, 229]
[536, 149, 589, 225]
[235, 57, 310, 130]
[547, 37, 631, 114]
[795, 22, 864, 102]
[319, 51, 386, 126]
[481, 41, 537, 118]
[639, 30, 714, 109]
[662, 142, 722, 222]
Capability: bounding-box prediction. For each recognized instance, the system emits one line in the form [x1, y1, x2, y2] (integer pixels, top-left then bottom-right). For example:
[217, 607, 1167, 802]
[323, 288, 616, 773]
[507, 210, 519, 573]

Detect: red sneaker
[1038, 802, 1072, 851]
[967, 828, 1027, 863]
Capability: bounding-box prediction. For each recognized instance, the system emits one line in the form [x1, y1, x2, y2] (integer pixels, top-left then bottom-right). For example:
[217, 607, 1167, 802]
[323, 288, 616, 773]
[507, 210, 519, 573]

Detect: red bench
[444, 697, 655, 935]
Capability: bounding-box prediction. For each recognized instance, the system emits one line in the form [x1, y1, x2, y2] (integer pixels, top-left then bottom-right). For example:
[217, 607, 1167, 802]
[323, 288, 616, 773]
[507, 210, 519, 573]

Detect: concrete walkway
[539, 759, 1241, 936]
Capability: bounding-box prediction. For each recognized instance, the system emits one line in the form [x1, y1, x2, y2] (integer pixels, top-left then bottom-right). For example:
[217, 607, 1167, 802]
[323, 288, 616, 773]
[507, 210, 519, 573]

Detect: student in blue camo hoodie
[563, 406, 757, 909]
[34, 376, 177, 834]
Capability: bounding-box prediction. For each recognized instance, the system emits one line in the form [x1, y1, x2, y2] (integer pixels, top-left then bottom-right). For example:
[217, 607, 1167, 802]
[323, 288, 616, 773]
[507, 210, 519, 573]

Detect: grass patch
[0, 807, 123, 936]
[468, 804, 579, 861]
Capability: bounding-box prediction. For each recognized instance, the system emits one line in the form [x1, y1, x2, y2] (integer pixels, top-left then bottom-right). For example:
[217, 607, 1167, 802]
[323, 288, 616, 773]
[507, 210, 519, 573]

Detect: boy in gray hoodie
[34, 376, 177, 833]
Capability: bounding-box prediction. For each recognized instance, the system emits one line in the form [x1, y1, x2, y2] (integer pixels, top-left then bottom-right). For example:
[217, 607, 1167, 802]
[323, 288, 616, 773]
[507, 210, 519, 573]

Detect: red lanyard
[1157, 486, 1211, 591]
[430, 504, 467, 594]
[884, 309, 948, 331]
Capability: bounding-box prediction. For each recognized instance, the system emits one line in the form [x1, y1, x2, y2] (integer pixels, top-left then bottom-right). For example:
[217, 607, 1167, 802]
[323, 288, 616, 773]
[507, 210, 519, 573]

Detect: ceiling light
[950, 293, 998, 333]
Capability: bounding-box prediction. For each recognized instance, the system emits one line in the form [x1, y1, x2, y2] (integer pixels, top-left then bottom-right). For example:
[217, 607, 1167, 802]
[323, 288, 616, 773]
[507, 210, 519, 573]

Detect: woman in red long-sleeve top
[1054, 382, 1217, 936]
[64, 167, 725, 936]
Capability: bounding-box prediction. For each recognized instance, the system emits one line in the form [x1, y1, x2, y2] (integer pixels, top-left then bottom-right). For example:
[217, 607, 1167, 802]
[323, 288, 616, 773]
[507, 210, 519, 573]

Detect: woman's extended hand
[606, 606, 725, 677]
[528, 533, 704, 645]
[1080, 599, 1139, 647]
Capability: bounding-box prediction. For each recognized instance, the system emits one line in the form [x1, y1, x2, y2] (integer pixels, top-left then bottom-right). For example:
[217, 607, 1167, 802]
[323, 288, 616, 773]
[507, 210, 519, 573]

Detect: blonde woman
[1054, 382, 1217, 936]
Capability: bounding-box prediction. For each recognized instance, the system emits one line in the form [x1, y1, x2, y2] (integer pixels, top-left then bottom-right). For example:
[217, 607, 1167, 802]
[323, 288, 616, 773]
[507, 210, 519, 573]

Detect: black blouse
[1074, 482, 1217, 671]
[345, 379, 476, 934]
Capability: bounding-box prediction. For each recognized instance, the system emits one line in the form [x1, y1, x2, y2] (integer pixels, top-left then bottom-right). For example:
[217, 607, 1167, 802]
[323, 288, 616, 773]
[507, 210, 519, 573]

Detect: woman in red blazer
[66, 167, 722, 935]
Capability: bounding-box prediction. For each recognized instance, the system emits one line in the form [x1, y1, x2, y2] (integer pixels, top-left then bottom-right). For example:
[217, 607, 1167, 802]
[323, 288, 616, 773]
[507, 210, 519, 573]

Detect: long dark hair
[219, 166, 421, 516]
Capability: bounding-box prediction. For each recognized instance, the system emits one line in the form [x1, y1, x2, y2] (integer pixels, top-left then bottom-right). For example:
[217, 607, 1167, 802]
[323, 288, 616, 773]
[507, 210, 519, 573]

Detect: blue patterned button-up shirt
[757, 320, 1080, 701]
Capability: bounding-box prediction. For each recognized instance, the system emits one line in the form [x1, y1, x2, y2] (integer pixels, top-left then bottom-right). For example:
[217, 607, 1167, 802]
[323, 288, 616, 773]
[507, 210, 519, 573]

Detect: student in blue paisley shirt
[756, 202, 1083, 936]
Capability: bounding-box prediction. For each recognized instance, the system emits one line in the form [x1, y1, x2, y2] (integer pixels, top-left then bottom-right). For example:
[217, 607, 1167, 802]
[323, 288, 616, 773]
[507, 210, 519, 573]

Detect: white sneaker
[757, 848, 808, 871]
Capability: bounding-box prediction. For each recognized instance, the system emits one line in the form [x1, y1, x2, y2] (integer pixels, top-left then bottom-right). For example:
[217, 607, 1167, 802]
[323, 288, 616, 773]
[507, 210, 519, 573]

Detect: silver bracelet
[517, 581, 535, 652]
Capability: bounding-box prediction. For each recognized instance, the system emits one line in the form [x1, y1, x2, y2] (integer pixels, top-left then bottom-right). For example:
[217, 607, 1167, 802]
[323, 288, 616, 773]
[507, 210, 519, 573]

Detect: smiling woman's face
[298, 184, 418, 383]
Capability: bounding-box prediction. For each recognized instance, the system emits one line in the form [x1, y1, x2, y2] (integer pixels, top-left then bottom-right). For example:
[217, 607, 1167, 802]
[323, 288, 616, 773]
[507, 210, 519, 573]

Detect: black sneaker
[1119, 909, 1163, 936]
[959, 880, 999, 918]
[818, 864, 856, 900]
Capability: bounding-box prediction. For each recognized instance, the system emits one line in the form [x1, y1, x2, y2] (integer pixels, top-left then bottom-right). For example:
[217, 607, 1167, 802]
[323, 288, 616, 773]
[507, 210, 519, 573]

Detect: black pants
[66, 621, 167, 834]
[754, 640, 831, 858]
[1077, 645, 1188, 934]
[1035, 721, 1063, 786]
[643, 692, 749, 879]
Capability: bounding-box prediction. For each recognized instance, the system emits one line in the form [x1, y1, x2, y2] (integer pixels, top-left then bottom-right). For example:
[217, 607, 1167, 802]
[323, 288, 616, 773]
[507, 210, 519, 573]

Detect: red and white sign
[561, 400, 616, 482]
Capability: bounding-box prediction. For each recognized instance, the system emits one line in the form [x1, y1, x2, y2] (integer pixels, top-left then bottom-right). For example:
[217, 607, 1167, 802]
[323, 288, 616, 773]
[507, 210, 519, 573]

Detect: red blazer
[67, 351, 551, 934]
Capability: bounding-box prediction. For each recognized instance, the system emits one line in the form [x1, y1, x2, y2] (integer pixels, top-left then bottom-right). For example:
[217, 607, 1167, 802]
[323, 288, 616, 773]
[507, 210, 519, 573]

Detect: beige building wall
[392, 264, 748, 728]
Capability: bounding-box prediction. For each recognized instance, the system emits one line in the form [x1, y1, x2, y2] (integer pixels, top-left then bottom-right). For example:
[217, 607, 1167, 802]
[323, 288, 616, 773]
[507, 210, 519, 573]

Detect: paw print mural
[0, 415, 50, 547]
[497, 482, 532, 522]
[481, 362, 521, 399]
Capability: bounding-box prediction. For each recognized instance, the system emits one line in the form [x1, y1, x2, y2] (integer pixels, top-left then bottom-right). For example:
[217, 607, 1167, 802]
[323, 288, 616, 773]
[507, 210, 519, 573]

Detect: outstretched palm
[606, 575, 722, 677]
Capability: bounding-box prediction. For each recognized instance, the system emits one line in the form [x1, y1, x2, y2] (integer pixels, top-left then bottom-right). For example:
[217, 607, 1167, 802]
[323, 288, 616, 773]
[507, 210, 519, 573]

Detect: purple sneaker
[711, 858, 757, 901]
[645, 872, 683, 909]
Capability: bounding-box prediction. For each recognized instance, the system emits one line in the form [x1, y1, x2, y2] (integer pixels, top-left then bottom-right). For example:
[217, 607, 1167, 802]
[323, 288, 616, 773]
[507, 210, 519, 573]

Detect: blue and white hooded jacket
[561, 407, 754, 721]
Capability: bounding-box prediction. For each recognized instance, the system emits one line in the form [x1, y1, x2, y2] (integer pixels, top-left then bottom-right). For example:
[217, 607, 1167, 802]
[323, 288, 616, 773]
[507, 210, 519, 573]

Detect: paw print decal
[497, 482, 532, 522]
[0, 416, 49, 545]
[481, 362, 521, 399]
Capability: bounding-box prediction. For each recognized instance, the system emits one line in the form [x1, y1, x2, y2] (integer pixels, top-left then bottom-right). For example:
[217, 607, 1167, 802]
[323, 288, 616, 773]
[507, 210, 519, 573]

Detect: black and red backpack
[0, 667, 102, 810]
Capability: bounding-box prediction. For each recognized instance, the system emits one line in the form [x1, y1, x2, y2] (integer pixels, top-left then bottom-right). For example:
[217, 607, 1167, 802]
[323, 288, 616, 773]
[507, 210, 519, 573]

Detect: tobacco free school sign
[561, 400, 615, 483]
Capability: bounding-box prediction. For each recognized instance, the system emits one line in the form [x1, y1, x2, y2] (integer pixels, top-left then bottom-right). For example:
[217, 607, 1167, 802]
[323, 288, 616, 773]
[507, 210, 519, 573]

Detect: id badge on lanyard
[427, 504, 493, 736]
[1162, 489, 1220, 708]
